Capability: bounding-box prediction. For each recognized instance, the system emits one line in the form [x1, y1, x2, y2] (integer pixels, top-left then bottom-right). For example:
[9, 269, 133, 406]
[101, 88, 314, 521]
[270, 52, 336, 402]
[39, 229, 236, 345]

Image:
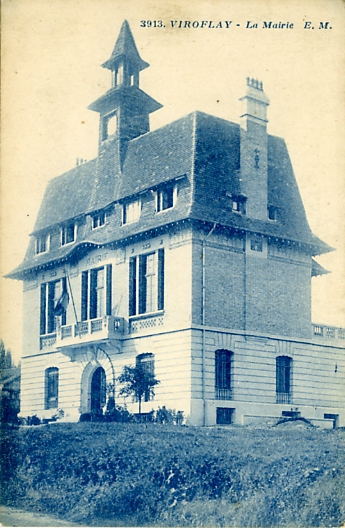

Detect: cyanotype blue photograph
[1, 0, 344, 526]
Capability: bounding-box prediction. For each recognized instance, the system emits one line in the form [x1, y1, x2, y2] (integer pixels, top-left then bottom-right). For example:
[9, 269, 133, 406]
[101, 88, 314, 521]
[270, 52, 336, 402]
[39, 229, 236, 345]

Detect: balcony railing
[312, 324, 345, 341]
[54, 316, 125, 349]
[276, 392, 291, 404]
[40, 333, 57, 350]
[215, 388, 233, 400]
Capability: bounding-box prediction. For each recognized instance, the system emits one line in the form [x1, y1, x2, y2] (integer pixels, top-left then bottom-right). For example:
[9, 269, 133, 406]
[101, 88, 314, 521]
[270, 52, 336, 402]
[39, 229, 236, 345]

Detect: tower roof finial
[102, 20, 149, 71]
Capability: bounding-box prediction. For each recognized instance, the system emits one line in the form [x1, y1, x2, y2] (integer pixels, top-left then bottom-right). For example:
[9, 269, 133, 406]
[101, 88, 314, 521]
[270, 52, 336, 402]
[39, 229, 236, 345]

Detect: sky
[1, 0, 345, 363]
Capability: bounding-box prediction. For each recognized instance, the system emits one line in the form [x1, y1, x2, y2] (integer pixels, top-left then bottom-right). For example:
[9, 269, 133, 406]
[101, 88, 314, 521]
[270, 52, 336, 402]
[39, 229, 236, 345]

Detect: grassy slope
[1, 423, 344, 527]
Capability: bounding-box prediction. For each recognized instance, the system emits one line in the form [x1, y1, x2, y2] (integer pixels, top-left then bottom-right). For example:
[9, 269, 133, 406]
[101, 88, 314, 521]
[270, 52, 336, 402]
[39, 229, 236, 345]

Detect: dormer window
[227, 192, 247, 214]
[232, 197, 246, 215]
[156, 184, 177, 213]
[268, 206, 278, 221]
[35, 234, 49, 255]
[122, 199, 141, 225]
[92, 211, 106, 229]
[61, 223, 76, 246]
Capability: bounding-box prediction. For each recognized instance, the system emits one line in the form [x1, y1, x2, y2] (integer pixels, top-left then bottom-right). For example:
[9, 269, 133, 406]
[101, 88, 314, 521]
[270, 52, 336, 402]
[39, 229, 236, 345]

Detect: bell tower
[88, 20, 162, 170]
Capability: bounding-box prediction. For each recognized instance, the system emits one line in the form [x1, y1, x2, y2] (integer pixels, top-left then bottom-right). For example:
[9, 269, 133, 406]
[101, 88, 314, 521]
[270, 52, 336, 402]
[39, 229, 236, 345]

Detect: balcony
[276, 392, 291, 404]
[215, 388, 233, 400]
[312, 324, 345, 343]
[55, 316, 125, 349]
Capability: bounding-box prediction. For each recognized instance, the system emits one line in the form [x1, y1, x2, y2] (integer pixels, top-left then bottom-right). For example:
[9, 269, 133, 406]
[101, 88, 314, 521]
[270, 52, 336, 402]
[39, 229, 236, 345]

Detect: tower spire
[88, 21, 162, 170]
[102, 20, 149, 76]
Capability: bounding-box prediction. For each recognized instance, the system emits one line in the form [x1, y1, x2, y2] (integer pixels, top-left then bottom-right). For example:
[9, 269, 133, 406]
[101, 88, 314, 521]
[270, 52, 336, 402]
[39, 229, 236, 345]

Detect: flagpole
[64, 268, 79, 326]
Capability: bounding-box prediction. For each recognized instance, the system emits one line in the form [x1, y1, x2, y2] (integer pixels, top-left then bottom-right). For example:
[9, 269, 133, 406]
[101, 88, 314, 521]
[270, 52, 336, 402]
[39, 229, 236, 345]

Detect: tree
[117, 364, 160, 414]
[0, 339, 14, 369]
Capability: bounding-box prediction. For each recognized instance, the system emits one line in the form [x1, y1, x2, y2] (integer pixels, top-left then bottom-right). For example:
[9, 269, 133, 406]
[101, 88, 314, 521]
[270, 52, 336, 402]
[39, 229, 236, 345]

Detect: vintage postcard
[1, 0, 344, 526]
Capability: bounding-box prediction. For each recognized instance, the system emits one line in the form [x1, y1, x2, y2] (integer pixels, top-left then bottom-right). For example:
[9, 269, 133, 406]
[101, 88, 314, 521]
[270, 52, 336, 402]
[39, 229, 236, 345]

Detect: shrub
[79, 413, 91, 422]
[26, 415, 41, 426]
[155, 406, 184, 425]
[104, 405, 133, 423]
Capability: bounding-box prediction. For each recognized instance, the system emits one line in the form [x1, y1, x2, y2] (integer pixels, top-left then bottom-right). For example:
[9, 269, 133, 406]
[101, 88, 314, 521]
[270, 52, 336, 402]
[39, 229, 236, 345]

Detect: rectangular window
[35, 234, 49, 254]
[156, 185, 176, 212]
[61, 223, 76, 246]
[117, 64, 124, 85]
[216, 407, 234, 425]
[276, 356, 292, 404]
[40, 278, 67, 335]
[81, 265, 112, 321]
[92, 211, 106, 229]
[250, 236, 263, 252]
[45, 367, 59, 409]
[123, 200, 141, 225]
[215, 349, 233, 400]
[129, 249, 164, 316]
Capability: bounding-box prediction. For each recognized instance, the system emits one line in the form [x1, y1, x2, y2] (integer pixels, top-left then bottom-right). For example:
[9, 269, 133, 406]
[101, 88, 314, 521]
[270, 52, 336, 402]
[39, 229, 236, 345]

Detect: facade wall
[20, 227, 343, 428]
[191, 230, 312, 339]
[189, 328, 345, 427]
[19, 329, 194, 420]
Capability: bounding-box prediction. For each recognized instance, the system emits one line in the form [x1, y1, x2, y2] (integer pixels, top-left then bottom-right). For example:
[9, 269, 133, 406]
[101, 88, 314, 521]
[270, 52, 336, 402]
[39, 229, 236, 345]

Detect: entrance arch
[90, 366, 106, 411]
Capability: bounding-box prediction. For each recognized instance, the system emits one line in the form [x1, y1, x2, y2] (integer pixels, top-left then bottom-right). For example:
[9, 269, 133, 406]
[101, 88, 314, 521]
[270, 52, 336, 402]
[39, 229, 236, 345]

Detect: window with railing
[276, 355, 292, 404]
[40, 278, 67, 336]
[215, 349, 233, 400]
[129, 250, 164, 316]
[81, 265, 112, 321]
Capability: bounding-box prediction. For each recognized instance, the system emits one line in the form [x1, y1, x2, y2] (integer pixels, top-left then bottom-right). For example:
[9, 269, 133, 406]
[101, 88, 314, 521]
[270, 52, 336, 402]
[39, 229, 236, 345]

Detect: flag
[54, 289, 69, 316]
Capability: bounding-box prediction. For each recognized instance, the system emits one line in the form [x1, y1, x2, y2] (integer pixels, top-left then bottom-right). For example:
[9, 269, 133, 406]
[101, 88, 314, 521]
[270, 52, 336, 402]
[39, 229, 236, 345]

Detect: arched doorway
[90, 366, 106, 411]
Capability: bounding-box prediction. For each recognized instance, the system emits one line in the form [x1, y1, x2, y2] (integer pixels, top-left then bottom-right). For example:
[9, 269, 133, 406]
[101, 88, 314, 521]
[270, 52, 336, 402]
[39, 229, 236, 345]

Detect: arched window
[136, 353, 155, 402]
[276, 356, 292, 403]
[90, 367, 106, 411]
[45, 367, 59, 409]
[215, 349, 233, 400]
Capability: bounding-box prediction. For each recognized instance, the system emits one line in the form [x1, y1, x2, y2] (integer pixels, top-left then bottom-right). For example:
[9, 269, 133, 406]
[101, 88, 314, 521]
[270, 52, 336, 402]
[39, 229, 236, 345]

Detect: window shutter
[129, 258, 137, 316]
[61, 277, 67, 326]
[106, 264, 112, 316]
[90, 270, 97, 319]
[81, 271, 88, 321]
[47, 282, 56, 333]
[138, 255, 147, 314]
[40, 283, 47, 335]
[158, 249, 165, 310]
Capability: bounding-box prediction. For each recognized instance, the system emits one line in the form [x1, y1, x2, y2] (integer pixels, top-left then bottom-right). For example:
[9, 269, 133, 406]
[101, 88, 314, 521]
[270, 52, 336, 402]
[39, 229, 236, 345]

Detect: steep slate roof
[33, 159, 97, 233]
[101, 20, 149, 71]
[7, 111, 332, 279]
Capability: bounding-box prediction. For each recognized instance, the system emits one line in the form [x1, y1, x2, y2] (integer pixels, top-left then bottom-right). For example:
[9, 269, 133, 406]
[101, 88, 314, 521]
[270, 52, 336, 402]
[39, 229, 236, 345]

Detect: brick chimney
[239, 78, 270, 220]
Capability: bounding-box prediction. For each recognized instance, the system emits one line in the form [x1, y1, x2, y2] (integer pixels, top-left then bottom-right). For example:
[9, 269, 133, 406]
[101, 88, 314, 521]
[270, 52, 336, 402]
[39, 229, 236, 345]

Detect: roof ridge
[187, 111, 198, 216]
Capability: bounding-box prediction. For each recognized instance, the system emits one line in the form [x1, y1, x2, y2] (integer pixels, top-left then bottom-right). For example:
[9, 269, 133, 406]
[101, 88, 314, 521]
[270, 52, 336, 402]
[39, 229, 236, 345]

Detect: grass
[1, 422, 344, 527]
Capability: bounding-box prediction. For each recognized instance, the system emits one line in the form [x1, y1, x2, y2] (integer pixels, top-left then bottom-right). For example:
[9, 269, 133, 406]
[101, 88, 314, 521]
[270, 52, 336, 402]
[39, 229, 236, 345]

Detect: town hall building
[7, 21, 345, 427]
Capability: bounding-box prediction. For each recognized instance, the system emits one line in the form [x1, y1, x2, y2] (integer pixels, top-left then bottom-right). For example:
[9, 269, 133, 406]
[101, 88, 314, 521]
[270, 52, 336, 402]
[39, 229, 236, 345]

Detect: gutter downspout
[202, 222, 217, 426]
